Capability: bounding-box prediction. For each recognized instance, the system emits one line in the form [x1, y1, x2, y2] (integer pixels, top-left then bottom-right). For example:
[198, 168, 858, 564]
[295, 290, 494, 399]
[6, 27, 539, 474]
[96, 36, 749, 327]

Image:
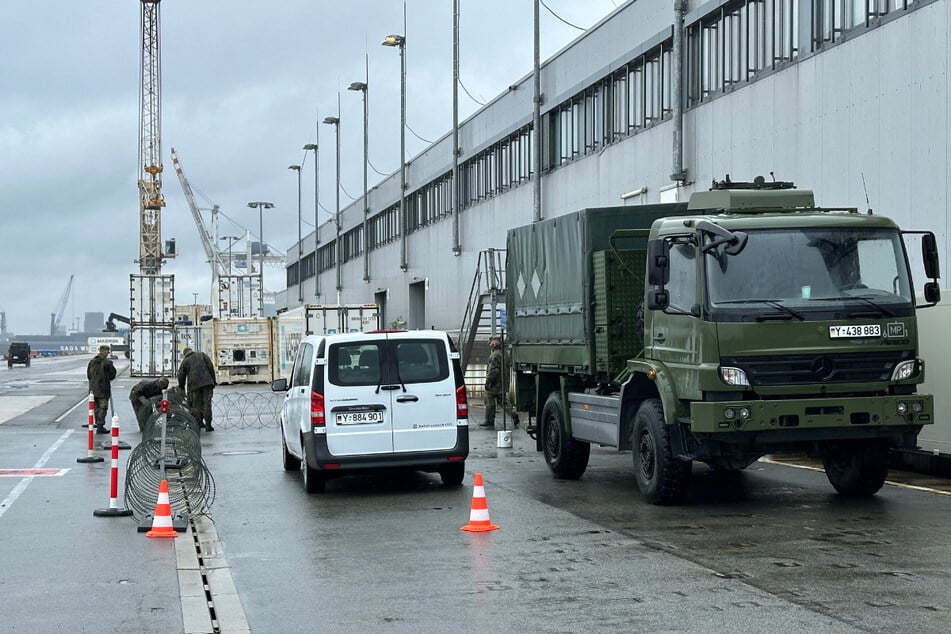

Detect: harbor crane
[50, 275, 74, 336]
[138, 0, 165, 275]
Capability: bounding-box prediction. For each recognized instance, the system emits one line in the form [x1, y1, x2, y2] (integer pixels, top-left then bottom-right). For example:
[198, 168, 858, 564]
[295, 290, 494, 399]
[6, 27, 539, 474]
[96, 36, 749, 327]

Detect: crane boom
[138, 0, 164, 275]
[50, 275, 74, 336]
[171, 148, 224, 276]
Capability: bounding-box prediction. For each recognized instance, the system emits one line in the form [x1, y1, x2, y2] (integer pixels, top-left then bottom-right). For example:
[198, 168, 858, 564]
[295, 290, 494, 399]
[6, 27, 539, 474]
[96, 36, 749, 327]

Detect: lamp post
[288, 164, 304, 304]
[303, 142, 319, 299]
[219, 235, 240, 276]
[322, 115, 342, 303]
[348, 80, 369, 283]
[247, 201, 274, 316]
[382, 33, 407, 272]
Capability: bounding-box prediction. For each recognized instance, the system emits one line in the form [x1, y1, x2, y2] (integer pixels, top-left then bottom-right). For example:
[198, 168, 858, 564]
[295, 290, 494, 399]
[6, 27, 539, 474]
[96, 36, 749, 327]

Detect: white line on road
[55, 395, 90, 423]
[0, 430, 74, 521]
[760, 456, 951, 496]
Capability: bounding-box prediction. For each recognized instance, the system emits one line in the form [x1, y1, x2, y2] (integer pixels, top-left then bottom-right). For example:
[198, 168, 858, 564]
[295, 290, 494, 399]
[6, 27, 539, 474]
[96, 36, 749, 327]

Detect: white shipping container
[275, 305, 380, 380]
[130, 274, 176, 325]
[130, 326, 176, 377]
[213, 317, 273, 384]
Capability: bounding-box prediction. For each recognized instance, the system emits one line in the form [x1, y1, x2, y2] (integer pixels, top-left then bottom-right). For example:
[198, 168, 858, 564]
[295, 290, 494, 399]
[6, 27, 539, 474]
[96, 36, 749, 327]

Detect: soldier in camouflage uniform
[177, 348, 217, 431]
[482, 335, 519, 429]
[129, 376, 169, 433]
[86, 345, 117, 434]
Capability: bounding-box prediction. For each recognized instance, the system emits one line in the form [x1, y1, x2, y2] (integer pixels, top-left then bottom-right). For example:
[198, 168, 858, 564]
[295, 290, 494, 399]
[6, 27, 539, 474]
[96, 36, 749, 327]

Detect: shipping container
[212, 317, 273, 384]
[275, 304, 381, 380]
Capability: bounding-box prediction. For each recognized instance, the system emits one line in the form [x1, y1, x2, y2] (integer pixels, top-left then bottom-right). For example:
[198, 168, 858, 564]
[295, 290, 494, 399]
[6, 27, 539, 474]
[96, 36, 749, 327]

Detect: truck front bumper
[690, 394, 933, 435]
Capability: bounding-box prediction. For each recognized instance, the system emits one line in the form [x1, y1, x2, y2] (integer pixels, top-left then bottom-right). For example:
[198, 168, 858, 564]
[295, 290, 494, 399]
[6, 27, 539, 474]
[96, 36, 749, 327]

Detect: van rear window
[327, 339, 449, 387]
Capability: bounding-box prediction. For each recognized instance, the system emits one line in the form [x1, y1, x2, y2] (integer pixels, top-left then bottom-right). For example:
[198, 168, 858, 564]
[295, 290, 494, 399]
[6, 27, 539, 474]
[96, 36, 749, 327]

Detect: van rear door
[388, 334, 458, 453]
[324, 337, 393, 456]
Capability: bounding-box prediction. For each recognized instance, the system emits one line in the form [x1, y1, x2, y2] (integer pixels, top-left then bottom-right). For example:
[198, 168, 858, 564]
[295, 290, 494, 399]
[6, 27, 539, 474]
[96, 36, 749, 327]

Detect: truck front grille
[721, 350, 913, 386]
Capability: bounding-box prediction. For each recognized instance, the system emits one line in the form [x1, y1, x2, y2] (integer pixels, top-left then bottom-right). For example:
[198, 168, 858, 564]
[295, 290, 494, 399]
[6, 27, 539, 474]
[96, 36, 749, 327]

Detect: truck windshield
[705, 227, 914, 309]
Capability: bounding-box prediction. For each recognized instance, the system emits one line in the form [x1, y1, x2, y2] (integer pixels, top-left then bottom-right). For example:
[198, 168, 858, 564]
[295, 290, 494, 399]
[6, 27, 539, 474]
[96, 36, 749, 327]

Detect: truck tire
[823, 440, 889, 497]
[541, 392, 590, 480]
[631, 399, 691, 505]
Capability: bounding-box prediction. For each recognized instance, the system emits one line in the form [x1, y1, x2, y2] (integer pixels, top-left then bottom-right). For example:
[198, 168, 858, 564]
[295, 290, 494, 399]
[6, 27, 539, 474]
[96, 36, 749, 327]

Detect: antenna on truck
[861, 172, 873, 215]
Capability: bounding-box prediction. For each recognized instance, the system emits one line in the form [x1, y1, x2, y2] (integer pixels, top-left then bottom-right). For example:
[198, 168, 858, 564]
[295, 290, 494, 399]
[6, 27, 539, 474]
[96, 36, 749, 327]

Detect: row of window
[289, 0, 919, 289]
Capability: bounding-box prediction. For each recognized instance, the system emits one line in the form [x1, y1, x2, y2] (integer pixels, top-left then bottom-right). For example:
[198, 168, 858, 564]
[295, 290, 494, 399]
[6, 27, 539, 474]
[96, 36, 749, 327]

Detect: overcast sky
[0, 1, 620, 336]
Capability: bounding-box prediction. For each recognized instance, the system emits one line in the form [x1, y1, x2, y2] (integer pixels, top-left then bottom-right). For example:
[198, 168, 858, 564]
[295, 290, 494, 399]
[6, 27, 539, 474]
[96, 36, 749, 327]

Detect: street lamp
[303, 142, 319, 299]
[219, 235, 240, 275]
[348, 80, 370, 283]
[247, 201, 274, 316]
[382, 33, 407, 272]
[322, 115, 342, 302]
[288, 164, 303, 303]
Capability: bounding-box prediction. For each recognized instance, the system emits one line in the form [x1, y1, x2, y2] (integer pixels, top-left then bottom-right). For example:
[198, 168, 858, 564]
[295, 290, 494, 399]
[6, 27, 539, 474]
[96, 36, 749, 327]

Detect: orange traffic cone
[145, 479, 179, 538]
[460, 472, 500, 533]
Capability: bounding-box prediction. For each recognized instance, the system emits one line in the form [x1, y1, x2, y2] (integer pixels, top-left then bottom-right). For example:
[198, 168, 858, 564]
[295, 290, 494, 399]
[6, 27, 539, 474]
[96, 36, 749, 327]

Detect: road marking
[0, 430, 73, 521]
[55, 395, 90, 423]
[0, 468, 68, 477]
[760, 456, 951, 497]
[0, 395, 56, 425]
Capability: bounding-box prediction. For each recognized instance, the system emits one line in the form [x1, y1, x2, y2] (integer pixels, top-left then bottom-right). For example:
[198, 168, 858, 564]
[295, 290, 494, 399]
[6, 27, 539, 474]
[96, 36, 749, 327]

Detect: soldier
[86, 344, 117, 434]
[482, 335, 519, 429]
[129, 376, 169, 432]
[177, 348, 217, 431]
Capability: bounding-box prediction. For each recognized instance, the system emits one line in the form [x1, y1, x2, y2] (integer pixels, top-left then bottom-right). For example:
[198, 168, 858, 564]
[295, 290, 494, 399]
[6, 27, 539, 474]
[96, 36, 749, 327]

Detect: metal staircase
[458, 248, 506, 373]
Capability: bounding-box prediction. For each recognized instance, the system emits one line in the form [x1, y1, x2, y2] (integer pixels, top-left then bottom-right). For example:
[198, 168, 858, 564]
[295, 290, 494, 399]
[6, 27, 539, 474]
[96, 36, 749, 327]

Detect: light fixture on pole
[288, 164, 304, 303]
[303, 142, 319, 299]
[219, 235, 240, 275]
[322, 115, 342, 302]
[246, 201, 274, 316]
[348, 79, 370, 283]
[382, 33, 407, 272]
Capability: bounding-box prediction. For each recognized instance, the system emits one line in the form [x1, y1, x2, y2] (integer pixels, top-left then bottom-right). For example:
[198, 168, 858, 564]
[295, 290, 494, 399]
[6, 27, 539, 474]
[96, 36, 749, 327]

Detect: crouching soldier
[129, 377, 169, 433]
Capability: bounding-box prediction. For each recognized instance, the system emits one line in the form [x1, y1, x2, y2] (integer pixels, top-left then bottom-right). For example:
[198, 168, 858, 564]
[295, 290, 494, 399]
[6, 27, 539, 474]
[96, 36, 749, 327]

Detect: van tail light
[456, 385, 468, 420]
[311, 391, 326, 427]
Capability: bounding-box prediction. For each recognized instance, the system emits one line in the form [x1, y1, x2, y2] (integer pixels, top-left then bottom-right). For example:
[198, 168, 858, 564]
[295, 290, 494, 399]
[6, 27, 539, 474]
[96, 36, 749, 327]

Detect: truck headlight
[891, 360, 919, 381]
[720, 367, 750, 387]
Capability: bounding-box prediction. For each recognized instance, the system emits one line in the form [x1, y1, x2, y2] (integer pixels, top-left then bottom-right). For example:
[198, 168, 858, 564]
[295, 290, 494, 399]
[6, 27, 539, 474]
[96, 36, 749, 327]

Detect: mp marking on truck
[886, 322, 907, 338]
[829, 324, 881, 338]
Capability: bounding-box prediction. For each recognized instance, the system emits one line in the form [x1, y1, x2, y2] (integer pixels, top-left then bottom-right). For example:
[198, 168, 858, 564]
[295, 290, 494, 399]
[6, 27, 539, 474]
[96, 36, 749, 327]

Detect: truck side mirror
[924, 282, 941, 305]
[922, 233, 941, 280]
[647, 239, 670, 285]
[646, 289, 669, 310]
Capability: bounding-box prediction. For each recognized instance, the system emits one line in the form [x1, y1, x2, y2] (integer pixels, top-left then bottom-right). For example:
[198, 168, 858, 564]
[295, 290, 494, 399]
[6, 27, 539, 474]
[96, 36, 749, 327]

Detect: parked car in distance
[271, 329, 469, 493]
[7, 342, 31, 367]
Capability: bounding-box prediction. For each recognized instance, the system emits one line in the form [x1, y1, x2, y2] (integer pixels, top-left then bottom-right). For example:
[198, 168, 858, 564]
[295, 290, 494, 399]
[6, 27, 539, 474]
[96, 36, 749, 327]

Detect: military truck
[7, 342, 31, 367]
[507, 178, 941, 504]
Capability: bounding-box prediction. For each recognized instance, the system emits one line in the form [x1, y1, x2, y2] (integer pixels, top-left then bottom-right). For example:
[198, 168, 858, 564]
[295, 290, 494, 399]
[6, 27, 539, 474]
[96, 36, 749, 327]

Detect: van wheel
[301, 438, 325, 494]
[631, 399, 691, 505]
[823, 440, 889, 497]
[541, 392, 590, 480]
[439, 462, 465, 487]
[281, 430, 301, 472]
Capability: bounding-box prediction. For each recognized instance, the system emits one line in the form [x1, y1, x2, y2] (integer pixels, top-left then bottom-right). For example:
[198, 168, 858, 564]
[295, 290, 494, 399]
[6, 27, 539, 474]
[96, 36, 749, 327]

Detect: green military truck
[507, 178, 941, 504]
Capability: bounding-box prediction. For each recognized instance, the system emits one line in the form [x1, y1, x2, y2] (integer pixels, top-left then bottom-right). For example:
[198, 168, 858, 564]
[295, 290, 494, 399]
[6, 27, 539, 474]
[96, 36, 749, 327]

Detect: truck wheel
[301, 437, 325, 494]
[631, 399, 691, 505]
[281, 430, 301, 471]
[541, 392, 590, 480]
[823, 440, 889, 497]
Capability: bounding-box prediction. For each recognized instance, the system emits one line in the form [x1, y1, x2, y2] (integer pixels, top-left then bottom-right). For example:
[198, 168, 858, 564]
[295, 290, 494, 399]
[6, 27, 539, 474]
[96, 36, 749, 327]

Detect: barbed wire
[211, 391, 283, 429]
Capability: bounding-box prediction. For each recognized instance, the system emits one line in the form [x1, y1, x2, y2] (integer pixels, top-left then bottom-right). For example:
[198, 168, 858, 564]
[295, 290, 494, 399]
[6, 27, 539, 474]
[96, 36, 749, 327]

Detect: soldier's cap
[182, 347, 194, 356]
[157, 377, 169, 388]
[98, 345, 111, 352]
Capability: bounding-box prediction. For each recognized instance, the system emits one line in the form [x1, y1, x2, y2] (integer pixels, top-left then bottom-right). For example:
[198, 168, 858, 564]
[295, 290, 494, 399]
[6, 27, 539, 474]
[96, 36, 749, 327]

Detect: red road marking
[0, 468, 68, 477]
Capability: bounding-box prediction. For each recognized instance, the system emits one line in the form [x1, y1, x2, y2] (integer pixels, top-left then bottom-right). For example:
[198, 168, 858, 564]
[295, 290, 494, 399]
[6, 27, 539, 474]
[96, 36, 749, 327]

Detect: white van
[271, 329, 469, 492]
